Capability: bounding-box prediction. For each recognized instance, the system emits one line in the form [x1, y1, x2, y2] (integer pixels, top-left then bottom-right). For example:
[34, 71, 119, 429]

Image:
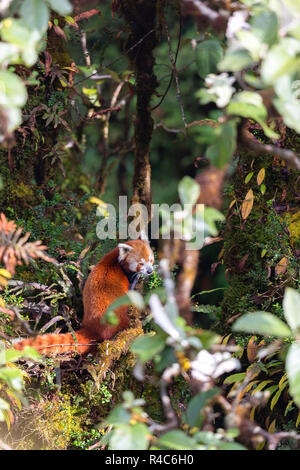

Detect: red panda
[14, 239, 154, 355]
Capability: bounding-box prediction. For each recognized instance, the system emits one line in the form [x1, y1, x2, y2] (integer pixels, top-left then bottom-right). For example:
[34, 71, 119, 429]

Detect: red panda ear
[118, 243, 133, 261]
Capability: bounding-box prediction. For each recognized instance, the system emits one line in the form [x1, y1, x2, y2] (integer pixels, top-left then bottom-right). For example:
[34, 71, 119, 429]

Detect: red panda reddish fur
[14, 239, 154, 355]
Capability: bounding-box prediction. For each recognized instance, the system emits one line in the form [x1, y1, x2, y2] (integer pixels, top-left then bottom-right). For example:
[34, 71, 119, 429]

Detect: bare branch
[186, 0, 219, 21]
[152, 7, 182, 112]
[74, 28, 156, 87]
[80, 31, 91, 67]
[240, 121, 300, 170]
[160, 6, 187, 131]
[98, 81, 126, 194]
[149, 363, 180, 434]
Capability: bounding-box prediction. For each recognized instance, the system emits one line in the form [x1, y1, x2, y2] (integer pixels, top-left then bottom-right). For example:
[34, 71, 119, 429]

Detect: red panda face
[118, 240, 154, 275]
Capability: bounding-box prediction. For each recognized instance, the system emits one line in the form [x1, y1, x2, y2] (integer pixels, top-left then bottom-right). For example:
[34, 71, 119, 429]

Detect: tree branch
[240, 121, 300, 170]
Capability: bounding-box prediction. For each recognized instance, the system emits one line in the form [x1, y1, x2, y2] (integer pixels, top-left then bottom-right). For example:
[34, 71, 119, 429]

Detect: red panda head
[118, 238, 154, 275]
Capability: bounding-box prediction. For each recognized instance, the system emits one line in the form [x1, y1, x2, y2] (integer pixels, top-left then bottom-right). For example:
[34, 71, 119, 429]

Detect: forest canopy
[0, 0, 299, 452]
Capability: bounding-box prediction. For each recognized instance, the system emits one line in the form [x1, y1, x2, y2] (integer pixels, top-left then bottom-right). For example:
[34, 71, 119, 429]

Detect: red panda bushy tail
[13, 328, 97, 355]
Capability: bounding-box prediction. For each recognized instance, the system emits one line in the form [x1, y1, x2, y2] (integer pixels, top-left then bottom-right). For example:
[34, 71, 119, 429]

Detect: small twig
[88, 106, 121, 119]
[151, 6, 182, 112]
[220, 381, 300, 450]
[186, 0, 219, 20]
[240, 121, 300, 170]
[158, 60, 196, 83]
[74, 28, 156, 86]
[98, 81, 125, 193]
[70, 240, 97, 291]
[154, 121, 186, 134]
[8, 280, 52, 292]
[210, 344, 240, 353]
[159, 259, 178, 312]
[15, 341, 97, 351]
[55, 362, 62, 391]
[20, 300, 52, 317]
[12, 306, 34, 335]
[160, 7, 187, 131]
[80, 31, 91, 67]
[149, 363, 179, 434]
[253, 428, 300, 450]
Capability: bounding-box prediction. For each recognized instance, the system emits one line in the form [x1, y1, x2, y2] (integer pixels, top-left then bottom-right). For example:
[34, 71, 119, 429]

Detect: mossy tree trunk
[120, 0, 162, 217]
[0, 28, 73, 217]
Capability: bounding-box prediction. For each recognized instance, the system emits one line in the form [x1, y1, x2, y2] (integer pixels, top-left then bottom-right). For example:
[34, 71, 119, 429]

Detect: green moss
[284, 211, 300, 248]
[218, 151, 299, 331]
[142, 381, 164, 422]
[10, 393, 83, 450]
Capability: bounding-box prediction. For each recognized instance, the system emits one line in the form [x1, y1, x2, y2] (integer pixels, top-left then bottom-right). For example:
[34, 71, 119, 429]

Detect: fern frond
[0, 213, 56, 275]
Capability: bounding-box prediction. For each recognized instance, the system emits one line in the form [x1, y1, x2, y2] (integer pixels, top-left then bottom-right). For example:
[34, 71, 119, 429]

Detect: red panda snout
[118, 240, 154, 275]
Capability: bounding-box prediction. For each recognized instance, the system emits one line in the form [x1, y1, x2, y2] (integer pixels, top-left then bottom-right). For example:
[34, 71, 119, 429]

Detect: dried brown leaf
[257, 168, 265, 186]
[241, 189, 254, 220]
[275, 257, 288, 275]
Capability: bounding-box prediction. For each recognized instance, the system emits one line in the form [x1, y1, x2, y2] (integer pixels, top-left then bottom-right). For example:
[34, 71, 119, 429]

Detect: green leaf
[260, 183, 266, 195]
[0, 107, 22, 133]
[274, 95, 300, 134]
[0, 43, 19, 65]
[188, 122, 216, 145]
[109, 423, 149, 450]
[0, 71, 27, 108]
[226, 91, 279, 139]
[194, 430, 223, 446]
[233, 312, 292, 338]
[203, 207, 225, 236]
[20, 0, 50, 34]
[196, 39, 223, 79]
[205, 120, 237, 169]
[186, 388, 219, 428]
[127, 291, 145, 310]
[284, 0, 300, 15]
[1, 18, 32, 46]
[0, 18, 39, 66]
[105, 291, 145, 318]
[270, 381, 288, 411]
[236, 30, 263, 61]
[131, 332, 166, 362]
[261, 39, 300, 85]
[283, 288, 300, 335]
[157, 430, 197, 450]
[286, 342, 300, 407]
[0, 367, 23, 391]
[219, 442, 247, 450]
[245, 172, 254, 183]
[223, 372, 246, 384]
[178, 176, 200, 206]
[46, 0, 72, 16]
[218, 49, 253, 72]
[0, 397, 9, 410]
[250, 10, 278, 47]
[0, 346, 40, 365]
[106, 405, 131, 426]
